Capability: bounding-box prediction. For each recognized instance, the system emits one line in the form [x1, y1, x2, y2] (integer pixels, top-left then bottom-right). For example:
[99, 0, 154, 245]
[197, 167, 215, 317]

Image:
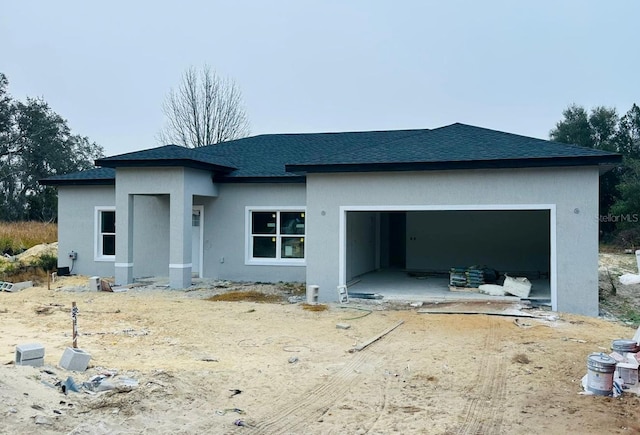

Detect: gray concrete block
[1, 281, 32, 292]
[59, 347, 91, 371]
[15, 343, 45, 366]
[11, 281, 33, 292]
[17, 357, 44, 367]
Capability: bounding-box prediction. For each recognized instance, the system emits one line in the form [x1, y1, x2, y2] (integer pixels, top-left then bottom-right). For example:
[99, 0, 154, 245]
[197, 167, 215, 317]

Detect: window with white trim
[248, 209, 305, 263]
[96, 207, 115, 260]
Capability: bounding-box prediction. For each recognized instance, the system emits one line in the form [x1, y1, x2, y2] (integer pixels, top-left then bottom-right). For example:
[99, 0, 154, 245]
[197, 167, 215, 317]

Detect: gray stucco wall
[57, 172, 306, 285]
[57, 164, 600, 316]
[346, 211, 377, 280]
[305, 167, 600, 316]
[57, 185, 116, 277]
[206, 183, 307, 283]
[131, 195, 170, 277]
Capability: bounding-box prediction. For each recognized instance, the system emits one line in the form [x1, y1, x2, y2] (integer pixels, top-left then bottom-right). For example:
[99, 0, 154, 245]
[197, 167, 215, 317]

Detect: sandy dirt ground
[1, 273, 640, 435]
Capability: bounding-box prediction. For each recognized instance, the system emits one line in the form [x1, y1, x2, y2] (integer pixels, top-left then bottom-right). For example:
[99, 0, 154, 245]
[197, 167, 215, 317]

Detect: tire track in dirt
[364, 375, 390, 434]
[456, 317, 507, 435]
[243, 325, 398, 435]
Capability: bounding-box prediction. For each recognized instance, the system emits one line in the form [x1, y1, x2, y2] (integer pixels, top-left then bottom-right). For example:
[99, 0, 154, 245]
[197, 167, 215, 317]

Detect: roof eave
[39, 178, 116, 187]
[286, 155, 623, 174]
[216, 175, 306, 184]
[95, 158, 237, 173]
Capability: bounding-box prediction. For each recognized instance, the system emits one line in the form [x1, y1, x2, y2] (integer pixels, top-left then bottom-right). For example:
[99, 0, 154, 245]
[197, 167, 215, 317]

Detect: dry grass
[5, 267, 49, 285]
[206, 291, 284, 303]
[0, 221, 57, 254]
[302, 303, 329, 311]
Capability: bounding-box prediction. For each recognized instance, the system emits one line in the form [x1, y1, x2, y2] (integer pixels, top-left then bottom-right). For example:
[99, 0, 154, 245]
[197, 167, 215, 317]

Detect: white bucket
[586, 353, 616, 396]
[306, 285, 319, 304]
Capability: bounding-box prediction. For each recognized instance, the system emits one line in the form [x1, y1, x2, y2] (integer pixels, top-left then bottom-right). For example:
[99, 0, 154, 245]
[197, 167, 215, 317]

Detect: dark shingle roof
[199, 129, 427, 179]
[40, 167, 115, 186]
[39, 123, 622, 186]
[286, 123, 621, 173]
[95, 145, 238, 172]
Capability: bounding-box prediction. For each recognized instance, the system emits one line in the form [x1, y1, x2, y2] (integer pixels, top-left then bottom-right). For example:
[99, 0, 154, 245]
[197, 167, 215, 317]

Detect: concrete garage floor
[347, 269, 551, 306]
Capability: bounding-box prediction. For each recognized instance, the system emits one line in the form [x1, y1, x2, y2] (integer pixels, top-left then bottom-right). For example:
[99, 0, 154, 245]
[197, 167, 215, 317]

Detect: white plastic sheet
[619, 274, 640, 285]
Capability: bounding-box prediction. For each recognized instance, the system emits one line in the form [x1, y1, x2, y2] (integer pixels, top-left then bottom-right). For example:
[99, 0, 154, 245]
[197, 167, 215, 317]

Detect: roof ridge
[442, 122, 615, 154]
[203, 127, 432, 144]
[262, 128, 430, 136]
[307, 129, 434, 162]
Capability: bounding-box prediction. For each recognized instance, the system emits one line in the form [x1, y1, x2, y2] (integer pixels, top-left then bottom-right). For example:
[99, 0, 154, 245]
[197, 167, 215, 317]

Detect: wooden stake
[72, 301, 78, 349]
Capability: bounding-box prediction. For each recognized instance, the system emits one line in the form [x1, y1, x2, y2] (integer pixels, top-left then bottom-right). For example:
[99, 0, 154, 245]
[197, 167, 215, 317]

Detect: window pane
[253, 236, 276, 258]
[280, 212, 305, 235]
[192, 212, 200, 227]
[103, 234, 116, 256]
[281, 237, 304, 258]
[252, 212, 276, 234]
[101, 211, 115, 233]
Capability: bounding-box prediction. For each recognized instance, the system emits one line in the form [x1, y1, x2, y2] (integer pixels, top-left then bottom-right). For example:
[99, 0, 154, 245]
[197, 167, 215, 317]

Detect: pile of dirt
[15, 242, 58, 264]
[0, 242, 58, 273]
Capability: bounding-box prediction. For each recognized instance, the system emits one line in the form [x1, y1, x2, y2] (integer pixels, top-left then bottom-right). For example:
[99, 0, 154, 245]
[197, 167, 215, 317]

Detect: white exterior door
[192, 206, 203, 277]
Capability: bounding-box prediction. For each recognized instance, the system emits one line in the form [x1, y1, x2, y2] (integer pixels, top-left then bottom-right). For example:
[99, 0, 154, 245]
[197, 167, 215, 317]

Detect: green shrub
[34, 254, 58, 272]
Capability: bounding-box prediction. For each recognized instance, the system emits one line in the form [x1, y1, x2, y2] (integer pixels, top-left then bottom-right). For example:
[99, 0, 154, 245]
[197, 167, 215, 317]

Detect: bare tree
[158, 65, 250, 147]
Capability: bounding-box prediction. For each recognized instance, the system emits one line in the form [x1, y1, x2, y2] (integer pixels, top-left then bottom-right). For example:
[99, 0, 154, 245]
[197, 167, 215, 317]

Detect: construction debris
[349, 320, 404, 353]
[0, 280, 33, 292]
[349, 292, 383, 300]
[581, 337, 640, 396]
[100, 280, 113, 292]
[478, 284, 506, 296]
[503, 275, 532, 298]
[449, 266, 498, 288]
[418, 309, 537, 318]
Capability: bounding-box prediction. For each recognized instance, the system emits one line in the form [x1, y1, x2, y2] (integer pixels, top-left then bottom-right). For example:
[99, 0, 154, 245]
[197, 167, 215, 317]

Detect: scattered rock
[34, 415, 52, 425]
[336, 323, 351, 330]
[288, 356, 299, 364]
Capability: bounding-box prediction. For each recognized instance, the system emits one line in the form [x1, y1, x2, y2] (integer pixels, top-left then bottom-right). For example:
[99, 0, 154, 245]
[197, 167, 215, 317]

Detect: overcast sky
[2, 1, 639, 156]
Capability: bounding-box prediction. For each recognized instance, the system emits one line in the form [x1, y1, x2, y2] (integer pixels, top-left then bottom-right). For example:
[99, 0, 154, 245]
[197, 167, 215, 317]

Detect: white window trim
[245, 206, 306, 266]
[94, 206, 116, 262]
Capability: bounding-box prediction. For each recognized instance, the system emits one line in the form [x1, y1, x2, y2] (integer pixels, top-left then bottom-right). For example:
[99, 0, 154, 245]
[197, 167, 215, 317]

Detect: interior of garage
[345, 209, 552, 305]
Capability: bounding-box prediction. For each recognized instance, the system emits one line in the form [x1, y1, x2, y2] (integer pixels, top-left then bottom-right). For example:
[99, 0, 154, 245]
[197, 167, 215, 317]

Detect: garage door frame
[339, 204, 557, 310]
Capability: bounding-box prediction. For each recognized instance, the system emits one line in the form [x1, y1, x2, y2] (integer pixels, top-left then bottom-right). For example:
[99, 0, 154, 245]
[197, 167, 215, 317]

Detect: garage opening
[343, 208, 553, 307]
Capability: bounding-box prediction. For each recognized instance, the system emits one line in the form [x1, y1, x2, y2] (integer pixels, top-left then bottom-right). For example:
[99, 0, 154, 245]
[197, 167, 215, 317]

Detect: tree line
[0, 73, 104, 221]
[550, 103, 640, 244]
